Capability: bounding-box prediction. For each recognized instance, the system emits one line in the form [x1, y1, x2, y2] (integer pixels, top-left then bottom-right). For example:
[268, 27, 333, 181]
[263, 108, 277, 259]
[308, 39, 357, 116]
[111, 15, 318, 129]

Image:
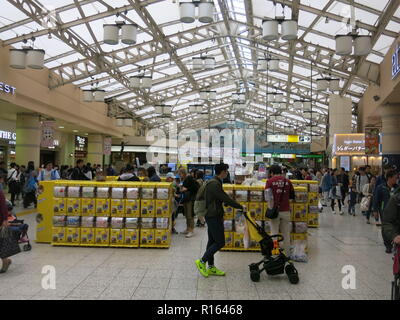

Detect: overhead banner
[41, 121, 55, 148]
[365, 127, 380, 155]
[103, 137, 112, 156]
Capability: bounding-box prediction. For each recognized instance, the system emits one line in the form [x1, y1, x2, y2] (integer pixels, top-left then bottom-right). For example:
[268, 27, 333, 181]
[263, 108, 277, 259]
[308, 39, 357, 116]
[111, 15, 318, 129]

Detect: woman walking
[330, 169, 343, 215]
[362, 176, 376, 224]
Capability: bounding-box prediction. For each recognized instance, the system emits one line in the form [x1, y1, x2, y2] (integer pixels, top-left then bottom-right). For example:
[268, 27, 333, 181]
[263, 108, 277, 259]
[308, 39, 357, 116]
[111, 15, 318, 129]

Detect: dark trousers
[379, 210, 393, 250]
[341, 187, 347, 206]
[202, 216, 225, 266]
[10, 192, 17, 206]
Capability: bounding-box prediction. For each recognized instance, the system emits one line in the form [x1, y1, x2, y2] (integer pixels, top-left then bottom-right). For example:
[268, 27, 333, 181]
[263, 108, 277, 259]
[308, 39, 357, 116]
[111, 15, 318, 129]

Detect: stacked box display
[50, 182, 173, 249]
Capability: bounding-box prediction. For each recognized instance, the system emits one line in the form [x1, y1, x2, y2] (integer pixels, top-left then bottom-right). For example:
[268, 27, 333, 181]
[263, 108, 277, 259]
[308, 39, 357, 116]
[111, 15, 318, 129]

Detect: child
[348, 185, 357, 216]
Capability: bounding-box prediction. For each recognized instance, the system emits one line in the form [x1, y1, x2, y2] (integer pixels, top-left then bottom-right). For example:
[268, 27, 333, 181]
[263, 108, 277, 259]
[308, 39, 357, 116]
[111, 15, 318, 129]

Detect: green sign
[296, 154, 323, 159]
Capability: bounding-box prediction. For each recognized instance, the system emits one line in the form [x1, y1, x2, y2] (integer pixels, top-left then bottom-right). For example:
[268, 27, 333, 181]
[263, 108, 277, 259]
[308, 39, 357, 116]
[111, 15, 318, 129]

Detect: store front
[0, 120, 16, 165]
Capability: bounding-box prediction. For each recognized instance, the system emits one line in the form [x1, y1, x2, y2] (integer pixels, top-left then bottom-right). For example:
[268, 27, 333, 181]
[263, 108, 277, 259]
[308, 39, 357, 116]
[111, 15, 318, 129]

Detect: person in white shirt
[37, 162, 60, 181]
[7, 163, 20, 206]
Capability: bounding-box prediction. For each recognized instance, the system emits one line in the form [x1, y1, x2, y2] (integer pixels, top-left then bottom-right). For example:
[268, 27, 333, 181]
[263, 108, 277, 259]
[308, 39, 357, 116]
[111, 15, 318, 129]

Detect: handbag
[0, 227, 21, 259]
[360, 196, 371, 212]
[266, 180, 287, 220]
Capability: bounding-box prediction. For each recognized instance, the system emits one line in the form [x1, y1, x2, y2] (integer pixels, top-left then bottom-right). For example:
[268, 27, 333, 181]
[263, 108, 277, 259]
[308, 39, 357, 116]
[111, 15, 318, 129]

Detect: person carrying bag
[265, 165, 295, 254]
[266, 180, 287, 220]
[0, 174, 20, 273]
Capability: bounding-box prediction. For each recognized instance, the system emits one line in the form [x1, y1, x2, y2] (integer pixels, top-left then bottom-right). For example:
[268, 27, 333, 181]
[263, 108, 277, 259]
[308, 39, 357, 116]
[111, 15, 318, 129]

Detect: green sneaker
[208, 266, 225, 276]
[195, 259, 209, 277]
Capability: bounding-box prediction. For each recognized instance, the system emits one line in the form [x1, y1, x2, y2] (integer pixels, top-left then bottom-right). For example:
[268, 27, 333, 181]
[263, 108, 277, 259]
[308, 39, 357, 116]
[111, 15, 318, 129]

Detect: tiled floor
[0, 203, 394, 300]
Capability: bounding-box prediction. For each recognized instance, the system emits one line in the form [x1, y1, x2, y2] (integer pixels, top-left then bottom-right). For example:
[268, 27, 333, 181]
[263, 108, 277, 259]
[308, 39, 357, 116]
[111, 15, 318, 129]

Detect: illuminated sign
[392, 43, 400, 79]
[333, 134, 365, 155]
[267, 135, 311, 143]
[262, 153, 296, 159]
[75, 135, 88, 151]
[0, 130, 16, 141]
[1, 130, 59, 148]
[0, 82, 16, 95]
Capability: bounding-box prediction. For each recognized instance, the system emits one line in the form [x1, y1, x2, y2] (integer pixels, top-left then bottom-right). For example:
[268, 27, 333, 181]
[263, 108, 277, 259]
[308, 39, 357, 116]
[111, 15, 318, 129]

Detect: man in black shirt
[71, 160, 90, 180]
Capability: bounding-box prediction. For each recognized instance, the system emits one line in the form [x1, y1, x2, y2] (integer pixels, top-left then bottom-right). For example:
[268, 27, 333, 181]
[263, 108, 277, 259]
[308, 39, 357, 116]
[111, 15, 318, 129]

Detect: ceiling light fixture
[103, 22, 138, 45]
[179, 0, 215, 24]
[9, 47, 45, 69]
[262, 3, 298, 41]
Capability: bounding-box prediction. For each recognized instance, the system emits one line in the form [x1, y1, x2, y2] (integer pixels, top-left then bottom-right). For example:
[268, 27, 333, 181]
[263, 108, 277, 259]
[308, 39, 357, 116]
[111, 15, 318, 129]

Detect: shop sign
[0, 82, 16, 95]
[365, 127, 380, 155]
[333, 134, 365, 155]
[392, 43, 400, 79]
[0, 130, 16, 141]
[75, 135, 88, 151]
[267, 135, 311, 143]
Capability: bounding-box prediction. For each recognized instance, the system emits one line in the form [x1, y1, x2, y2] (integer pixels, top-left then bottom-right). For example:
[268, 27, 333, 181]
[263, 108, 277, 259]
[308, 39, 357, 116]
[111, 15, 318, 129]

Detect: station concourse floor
[0, 204, 393, 300]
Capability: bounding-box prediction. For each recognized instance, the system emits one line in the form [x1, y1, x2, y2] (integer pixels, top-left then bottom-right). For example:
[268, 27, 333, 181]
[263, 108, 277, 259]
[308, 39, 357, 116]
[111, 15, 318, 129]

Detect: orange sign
[365, 127, 380, 155]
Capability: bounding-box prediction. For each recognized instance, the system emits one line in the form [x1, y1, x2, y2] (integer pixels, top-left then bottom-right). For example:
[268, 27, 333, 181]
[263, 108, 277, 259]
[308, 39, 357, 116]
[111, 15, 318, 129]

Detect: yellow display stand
[37, 180, 173, 249]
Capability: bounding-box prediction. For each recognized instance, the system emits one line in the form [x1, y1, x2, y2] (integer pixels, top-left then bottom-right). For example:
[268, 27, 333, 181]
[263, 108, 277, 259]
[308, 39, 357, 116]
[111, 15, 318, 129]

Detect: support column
[328, 94, 352, 168]
[59, 133, 75, 167]
[16, 113, 40, 167]
[87, 134, 104, 165]
[381, 103, 400, 169]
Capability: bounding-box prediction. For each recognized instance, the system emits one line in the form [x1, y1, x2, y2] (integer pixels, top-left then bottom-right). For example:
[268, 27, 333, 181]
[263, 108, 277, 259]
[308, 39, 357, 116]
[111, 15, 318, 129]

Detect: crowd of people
[1, 159, 400, 276]
[316, 164, 400, 254]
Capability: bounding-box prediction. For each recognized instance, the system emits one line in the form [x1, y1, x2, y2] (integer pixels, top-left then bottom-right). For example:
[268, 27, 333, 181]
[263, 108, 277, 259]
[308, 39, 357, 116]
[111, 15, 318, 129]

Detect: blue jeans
[348, 205, 355, 215]
[201, 216, 225, 266]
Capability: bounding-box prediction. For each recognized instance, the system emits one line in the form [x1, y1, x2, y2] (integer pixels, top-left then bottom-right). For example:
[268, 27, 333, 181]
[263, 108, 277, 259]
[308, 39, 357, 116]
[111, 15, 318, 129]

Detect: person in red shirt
[265, 165, 295, 254]
[0, 173, 12, 273]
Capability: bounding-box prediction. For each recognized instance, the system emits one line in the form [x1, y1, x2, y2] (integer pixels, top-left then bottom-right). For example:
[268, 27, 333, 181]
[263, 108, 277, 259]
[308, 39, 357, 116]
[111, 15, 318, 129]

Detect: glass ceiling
[0, 0, 399, 135]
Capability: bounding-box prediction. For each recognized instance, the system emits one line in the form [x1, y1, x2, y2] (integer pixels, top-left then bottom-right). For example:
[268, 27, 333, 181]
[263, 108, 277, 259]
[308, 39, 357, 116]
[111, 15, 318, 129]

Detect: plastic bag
[243, 221, 251, 249]
[290, 240, 308, 262]
[293, 222, 308, 233]
[234, 213, 246, 234]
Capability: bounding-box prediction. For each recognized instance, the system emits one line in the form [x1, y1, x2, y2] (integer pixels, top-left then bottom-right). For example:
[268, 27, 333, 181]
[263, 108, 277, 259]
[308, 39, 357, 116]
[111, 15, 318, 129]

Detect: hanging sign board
[40, 121, 55, 148]
[103, 137, 112, 156]
[333, 134, 365, 156]
[365, 127, 380, 155]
